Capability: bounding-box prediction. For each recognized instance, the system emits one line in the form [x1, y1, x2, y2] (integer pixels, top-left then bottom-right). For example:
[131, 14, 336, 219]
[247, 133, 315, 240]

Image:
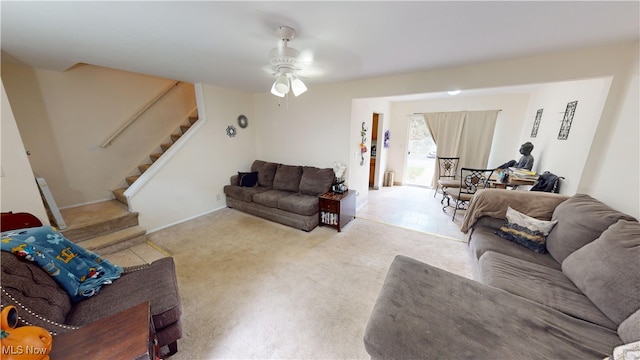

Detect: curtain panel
[424, 110, 499, 188]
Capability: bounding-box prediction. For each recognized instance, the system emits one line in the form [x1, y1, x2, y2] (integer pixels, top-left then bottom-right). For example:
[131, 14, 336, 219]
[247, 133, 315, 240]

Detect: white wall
[129, 84, 256, 232]
[581, 47, 639, 218]
[521, 77, 613, 195]
[1, 61, 196, 207]
[0, 80, 49, 223]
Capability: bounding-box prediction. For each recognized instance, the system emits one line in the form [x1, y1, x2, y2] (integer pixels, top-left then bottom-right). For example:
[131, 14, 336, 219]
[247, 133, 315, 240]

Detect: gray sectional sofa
[223, 160, 335, 231]
[364, 189, 639, 359]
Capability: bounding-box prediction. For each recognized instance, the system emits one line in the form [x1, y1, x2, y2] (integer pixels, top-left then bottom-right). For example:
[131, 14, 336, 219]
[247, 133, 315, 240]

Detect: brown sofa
[364, 189, 639, 359]
[223, 160, 335, 231]
[1, 246, 182, 358]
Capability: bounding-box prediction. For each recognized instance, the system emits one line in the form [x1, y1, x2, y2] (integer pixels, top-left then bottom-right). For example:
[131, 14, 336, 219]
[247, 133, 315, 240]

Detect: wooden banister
[101, 81, 181, 148]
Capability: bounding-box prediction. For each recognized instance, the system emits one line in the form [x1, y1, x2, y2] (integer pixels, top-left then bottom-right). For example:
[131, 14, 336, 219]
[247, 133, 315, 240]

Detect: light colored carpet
[146, 208, 472, 359]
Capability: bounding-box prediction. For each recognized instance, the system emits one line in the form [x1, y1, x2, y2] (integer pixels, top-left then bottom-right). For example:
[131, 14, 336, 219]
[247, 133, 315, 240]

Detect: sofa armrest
[230, 174, 238, 185]
[460, 189, 570, 233]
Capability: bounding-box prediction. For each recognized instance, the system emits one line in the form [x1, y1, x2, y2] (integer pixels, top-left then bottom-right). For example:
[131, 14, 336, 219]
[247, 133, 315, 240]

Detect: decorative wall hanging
[237, 114, 248, 128]
[384, 130, 391, 148]
[360, 122, 368, 166]
[530, 109, 543, 138]
[558, 101, 577, 140]
[226, 125, 237, 137]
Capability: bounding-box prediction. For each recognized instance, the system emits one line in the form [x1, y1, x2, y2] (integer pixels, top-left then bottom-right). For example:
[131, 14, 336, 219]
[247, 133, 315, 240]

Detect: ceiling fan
[267, 26, 310, 97]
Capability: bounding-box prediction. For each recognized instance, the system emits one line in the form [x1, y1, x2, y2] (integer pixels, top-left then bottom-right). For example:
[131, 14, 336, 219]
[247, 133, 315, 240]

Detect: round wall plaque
[237, 114, 248, 128]
[226, 125, 237, 137]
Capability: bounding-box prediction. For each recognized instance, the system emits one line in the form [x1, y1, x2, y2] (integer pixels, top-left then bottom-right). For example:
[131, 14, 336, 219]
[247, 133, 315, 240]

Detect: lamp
[290, 76, 307, 97]
[270, 73, 307, 98]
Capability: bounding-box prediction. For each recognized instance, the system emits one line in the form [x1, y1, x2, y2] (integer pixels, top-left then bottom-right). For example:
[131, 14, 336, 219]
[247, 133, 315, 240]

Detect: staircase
[59, 200, 146, 255]
[112, 113, 199, 206]
[57, 112, 199, 255]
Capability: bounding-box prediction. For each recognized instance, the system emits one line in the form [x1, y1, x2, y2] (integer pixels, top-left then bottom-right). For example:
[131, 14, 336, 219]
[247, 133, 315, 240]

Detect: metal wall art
[558, 101, 578, 140]
[530, 109, 543, 138]
[226, 125, 237, 137]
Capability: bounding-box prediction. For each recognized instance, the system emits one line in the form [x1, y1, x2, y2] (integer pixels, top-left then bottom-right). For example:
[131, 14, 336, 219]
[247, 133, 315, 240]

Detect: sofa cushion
[364, 255, 622, 360]
[277, 193, 319, 216]
[562, 219, 640, 325]
[618, 309, 640, 343]
[252, 190, 291, 208]
[237, 171, 258, 187]
[495, 207, 558, 253]
[68, 257, 181, 330]
[299, 166, 335, 196]
[1, 251, 72, 329]
[251, 160, 278, 188]
[546, 194, 637, 263]
[479, 251, 616, 330]
[272, 164, 303, 192]
[223, 185, 270, 203]
[468, 224, 561, 270]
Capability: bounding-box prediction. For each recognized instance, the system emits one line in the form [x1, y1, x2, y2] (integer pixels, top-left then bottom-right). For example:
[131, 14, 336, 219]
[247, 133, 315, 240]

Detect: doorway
[405, 115, 436, 187]
[369, 113, 379, 188]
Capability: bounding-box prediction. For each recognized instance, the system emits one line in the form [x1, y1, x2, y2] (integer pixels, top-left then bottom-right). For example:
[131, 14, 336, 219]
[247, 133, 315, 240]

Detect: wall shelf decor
[558, 101, 578, 140]
[530, 109, 543, 138]
[384, 130, 391, 148]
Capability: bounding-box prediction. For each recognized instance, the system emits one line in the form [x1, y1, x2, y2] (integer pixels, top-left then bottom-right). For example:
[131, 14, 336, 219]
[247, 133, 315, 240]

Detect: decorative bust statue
[497, 142, 535, 170]
[516, 142, 534, 170]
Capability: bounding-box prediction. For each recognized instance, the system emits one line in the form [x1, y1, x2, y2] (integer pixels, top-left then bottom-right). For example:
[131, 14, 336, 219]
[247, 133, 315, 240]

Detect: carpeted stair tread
[61, 201, 139, 242]
[138, 164, 152, 173]
[126, 175, 140, 185]
[161, 143, 173, 152]
[76, 225, 147, 255]
[150, 153, 163, 162]
[113, 188, 128, 205]
[170, 133, 182, 142]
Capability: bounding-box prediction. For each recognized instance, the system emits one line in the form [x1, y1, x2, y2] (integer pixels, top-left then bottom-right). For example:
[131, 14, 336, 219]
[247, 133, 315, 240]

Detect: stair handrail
[101, 81, 181, 148]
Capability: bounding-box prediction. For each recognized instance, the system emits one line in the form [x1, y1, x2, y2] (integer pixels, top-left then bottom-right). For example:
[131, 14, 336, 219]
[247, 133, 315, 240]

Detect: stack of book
[508, 167, 538, 180]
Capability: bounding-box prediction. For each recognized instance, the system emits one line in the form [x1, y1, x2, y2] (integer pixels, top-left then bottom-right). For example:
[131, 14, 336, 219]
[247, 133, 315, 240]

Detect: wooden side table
[50, 302, 156, 360]
[319, 190, 356, 232]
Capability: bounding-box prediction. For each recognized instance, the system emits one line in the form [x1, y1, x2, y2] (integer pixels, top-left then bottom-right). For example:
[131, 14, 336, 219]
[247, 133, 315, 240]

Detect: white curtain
[458, 110, 499, 169]
[424, 110, 499, 187]
[424, 112, 465, 188]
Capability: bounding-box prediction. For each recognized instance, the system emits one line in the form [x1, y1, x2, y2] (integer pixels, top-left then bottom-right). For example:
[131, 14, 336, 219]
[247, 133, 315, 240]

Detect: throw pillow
[495, 207, 558, 253]
[237, 171, 258, 187]
[562, 219, 640, 326]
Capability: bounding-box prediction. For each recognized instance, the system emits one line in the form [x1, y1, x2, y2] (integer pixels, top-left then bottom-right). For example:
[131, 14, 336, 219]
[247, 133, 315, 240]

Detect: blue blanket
[1, 225, 122, 302]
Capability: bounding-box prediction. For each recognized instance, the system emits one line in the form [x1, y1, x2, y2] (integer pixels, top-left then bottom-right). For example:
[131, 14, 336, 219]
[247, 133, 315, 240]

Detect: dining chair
[433, 157, 461, 204]
[444, 167, 495, 221]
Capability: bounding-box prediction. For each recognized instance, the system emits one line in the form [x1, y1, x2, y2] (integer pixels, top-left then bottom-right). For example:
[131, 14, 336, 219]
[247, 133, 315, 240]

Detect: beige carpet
[146, 208, 472, 359]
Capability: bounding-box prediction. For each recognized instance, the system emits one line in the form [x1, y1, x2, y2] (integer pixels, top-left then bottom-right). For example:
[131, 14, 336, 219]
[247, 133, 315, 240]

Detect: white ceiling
[2, 1, 639, 94]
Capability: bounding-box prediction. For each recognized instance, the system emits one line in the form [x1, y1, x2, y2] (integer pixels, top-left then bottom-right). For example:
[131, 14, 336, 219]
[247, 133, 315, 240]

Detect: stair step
[113, 188, 128, 205]
[76, 226, 147, 255]
[61, 201, 139, 242]
[188, 116, 198, 125]
[160, 143, 173, 152]
[138, 164, 152, 174]
[180, 125, 190, 133]
[126, 175, 140, 185]
[150, 153, 163, 162]
[170, 133, 182, 142]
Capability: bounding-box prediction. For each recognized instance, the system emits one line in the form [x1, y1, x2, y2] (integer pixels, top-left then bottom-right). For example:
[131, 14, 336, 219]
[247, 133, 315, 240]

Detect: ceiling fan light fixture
[270, 82, 286, 97]
[273, 74, 290, 94]
[291, 77, 307, 97]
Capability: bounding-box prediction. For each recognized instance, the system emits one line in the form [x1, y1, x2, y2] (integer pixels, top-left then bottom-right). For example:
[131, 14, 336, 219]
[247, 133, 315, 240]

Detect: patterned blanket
[1, 225, 122, 302]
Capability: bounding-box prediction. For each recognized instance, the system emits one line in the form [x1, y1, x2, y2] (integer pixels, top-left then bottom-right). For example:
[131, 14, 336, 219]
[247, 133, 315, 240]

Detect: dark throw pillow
[237, 171, 258, 187]
[496, 207, 558, 253]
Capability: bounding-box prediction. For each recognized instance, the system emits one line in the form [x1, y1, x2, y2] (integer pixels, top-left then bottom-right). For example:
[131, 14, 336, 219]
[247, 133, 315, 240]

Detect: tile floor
[358, 185, 466, 240]
[105, 185, 467, 267]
